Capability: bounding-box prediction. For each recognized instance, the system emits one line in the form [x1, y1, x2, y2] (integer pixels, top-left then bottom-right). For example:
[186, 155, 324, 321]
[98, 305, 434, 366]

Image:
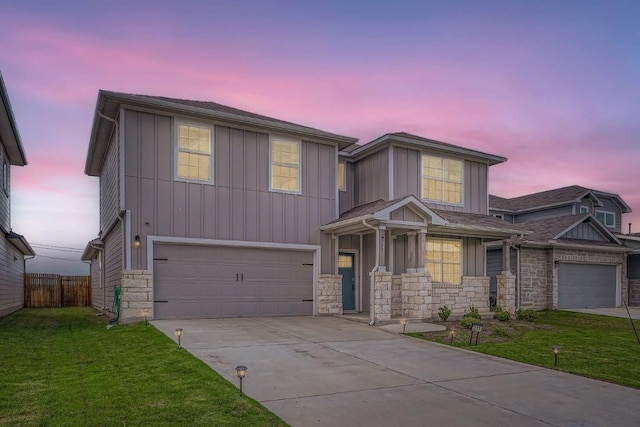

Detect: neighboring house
[488, 186, 633, 310]
[615, 233, 640, 306]
[81, 91, 526, 323]
[0, 72, 35, 318]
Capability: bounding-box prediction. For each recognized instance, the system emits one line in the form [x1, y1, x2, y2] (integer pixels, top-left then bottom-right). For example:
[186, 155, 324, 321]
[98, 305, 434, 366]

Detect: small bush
[460, 316, 475, 329]
[438, 305, 452, 322]
[492, 325, 510, 337]
[494, 310, 511, 321]
[516, 309, 538, 322]
[463, 308, 481, 321]
[468, 304, 480, 315]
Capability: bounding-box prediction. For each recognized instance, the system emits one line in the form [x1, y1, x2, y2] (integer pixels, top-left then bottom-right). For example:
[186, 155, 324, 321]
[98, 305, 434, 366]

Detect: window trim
[424, 238, 462, 285]
[579, 205, 589, 214]
[174, 119, 215, 185]
[338, 161, 346, 192]
[269, 135, 302, 194]
[420, 154, 464, 206]
[595, 210, 615, 228]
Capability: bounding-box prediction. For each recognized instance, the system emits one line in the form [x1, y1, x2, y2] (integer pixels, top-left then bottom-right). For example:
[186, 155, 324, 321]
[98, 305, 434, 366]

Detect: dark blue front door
[339, 252, 355, 311]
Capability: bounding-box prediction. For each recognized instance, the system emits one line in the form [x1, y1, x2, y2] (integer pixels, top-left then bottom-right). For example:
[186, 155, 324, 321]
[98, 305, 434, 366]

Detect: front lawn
[0, 308, 286, 426]
[409, 310, 640, 389]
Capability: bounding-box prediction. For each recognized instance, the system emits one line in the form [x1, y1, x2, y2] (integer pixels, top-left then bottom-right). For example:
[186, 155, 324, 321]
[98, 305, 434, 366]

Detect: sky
[2, 0, 639, 275]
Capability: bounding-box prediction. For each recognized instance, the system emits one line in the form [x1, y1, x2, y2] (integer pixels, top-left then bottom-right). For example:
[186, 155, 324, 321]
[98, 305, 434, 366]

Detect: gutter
[520, 240, 633, 253]
[361, 219, 379, 325]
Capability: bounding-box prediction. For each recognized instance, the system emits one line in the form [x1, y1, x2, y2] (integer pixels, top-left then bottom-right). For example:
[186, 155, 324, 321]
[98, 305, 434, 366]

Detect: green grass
[0, 308, 287, 426]
[410, 310, 640, 389]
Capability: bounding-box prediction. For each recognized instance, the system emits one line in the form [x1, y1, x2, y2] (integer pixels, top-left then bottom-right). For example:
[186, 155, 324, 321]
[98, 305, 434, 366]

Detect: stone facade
[119, 270, 152, 324]
[391, 275, 403, 317]
[628, 279, 640, 306]
[372, 271, 392, 322]
[432, 276, 490, 318]
[401, 272, 432, 319]
[317, 274, 343, 315]
[496, 274, 516, 313]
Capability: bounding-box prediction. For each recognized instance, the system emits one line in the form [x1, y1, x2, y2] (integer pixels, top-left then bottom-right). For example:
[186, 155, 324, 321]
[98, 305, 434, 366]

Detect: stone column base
[119, 270, 153, 324]
[317, 274, 343, 315]
[497, 274, 516, 314]
[400, 272, 432, 319]
[372, 271, 392, 322]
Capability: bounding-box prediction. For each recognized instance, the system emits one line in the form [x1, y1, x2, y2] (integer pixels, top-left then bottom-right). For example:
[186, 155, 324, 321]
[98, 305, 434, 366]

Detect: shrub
[438, 305, 452, 322]
[516, 309, 538, 322]
[463, 307, 481, 321]
[468, 304, 480, 315]
[494, 310, 511, 321]
[492, 325, 510, 337]
[460, 316, 475, 329]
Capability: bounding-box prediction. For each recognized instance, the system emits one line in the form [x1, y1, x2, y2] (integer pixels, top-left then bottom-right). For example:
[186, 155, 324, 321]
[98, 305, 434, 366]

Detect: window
[421, 155, 462, 204]
[425, 239, 461, 284]
[338, 254, 353, 268]
[176, 122, 212, 182]
[270, 137, 300, 193]
[338, 162, 346, 191]
[596, 210, 615, 227]
[579, 206, 589, 214]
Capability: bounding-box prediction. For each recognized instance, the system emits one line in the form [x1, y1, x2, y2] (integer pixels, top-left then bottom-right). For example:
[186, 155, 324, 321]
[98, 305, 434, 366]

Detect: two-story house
[488, 186, 633, 310]
[0, 72, 35, 318]
[82, 92, 523, 323]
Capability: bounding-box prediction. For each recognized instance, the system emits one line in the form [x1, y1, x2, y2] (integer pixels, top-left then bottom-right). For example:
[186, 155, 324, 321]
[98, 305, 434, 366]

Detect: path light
[400, 318, 408, 334]
[175, 328, 183, 349]
[552, 345, 561, 367]
[236, 365, 248, 396]
[449, 328, 456, 344]
[142, 308, 149, 326]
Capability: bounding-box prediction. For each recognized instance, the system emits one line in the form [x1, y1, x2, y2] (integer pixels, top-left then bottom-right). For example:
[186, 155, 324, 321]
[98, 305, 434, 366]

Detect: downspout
[362, 219, 379, 325]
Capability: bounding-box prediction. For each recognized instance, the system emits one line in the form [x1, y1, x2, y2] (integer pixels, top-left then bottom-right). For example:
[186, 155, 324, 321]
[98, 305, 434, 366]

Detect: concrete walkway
[564, 306, 640, 319]
[153, 317, 640, 427]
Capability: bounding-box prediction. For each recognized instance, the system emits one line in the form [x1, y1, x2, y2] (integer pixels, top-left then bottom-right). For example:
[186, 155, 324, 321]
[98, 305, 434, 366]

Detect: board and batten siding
[596, 196, 623, 233]
[0, 236, 24, 318]
[354, 148, 389, 205]
[392, 146, 489, 215]
[100, 131, 120, 233]
[0, 147, 10, 232]
[123, 110, 337, 273]
[102, 222, 122, 313]
[561, 223, 607, 241]
[338, 160, 356, 214]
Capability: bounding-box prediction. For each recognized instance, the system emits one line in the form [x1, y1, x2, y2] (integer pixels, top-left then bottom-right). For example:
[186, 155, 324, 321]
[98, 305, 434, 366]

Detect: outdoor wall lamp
[235, 365, 248, 396]
[552, 345, 561, 366]
[134, 235, 142, 248]
[400, 318, 408, 333]
[449, 328, 456, 344]
[175, 328, 183, 349]
[142, 308, 149, 326]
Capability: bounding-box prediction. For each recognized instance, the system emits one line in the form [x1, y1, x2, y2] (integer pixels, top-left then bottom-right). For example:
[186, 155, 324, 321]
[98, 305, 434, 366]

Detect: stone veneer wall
[119, 270, 152, 324]
[317, 274, 343, 315]
[391, 275, 403, 317]
[401, 272, 432, 319]
[519, 248, 549, 310]
[496, 274, 516, 313]
[372, 271, 392, 322]
[629, 279, 640, 306]
[431, 276, 489, 318]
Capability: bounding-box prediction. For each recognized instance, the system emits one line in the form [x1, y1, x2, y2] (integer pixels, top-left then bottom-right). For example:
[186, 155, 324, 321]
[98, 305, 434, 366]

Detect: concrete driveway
[564, 306, 640, 319]
[153, 317, 640, 427]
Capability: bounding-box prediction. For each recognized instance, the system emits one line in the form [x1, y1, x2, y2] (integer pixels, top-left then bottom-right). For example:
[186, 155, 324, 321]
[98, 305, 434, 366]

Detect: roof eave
[6, 231, 35, 256]
[0, 73, 27, 166]
[520, 239, 631, 253]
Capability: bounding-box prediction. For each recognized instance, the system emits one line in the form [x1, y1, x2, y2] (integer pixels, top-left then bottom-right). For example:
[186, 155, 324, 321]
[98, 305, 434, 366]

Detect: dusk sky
[3, 0, 639, 274]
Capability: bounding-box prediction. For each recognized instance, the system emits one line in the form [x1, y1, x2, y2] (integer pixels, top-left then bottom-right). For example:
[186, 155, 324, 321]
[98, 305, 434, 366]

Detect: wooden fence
[24, 274, 92, 308]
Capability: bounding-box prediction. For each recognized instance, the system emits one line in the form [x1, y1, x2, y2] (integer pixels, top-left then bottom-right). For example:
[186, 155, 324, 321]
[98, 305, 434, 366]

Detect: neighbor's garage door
[153, 244, 314, 319]
[558, 263, 617, 309]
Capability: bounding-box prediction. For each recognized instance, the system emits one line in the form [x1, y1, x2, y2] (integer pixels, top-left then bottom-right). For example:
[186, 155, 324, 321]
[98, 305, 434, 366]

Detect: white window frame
[579, 206, 589, 214]
[424, 238, 462, 285]
[338, 161, 346, 192]
[595, 210, 615, 228]
[420, 154, 464, 206]
[269, 135, 302, 194]
[174, 120, 215, 185]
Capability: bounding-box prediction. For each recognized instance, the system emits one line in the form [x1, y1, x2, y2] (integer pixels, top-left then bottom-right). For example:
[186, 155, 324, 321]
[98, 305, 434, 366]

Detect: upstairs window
[338, 162, 346, 191]
[176, 122, 213, 183]
[425, 239, 461, 284]
[270, 137, 301, 193]
[580, 206, 589, 214]
[421, 155, 462, 204]
[596, 210, 615, 228]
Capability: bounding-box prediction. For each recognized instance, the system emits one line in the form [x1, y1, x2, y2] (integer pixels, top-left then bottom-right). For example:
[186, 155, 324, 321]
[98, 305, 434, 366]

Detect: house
[82, 91, 525, 323]
[0, 72, 35, 318]
[488, 186, 633, 310]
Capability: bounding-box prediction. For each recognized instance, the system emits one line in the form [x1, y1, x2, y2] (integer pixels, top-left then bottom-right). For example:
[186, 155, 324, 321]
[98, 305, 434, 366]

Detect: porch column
[417, 228, 427, 273]
[378, 226, 387, 272]
[407, 231, 417, 273]
[332, 234, 339, 275]
[502, 240, 512, 275]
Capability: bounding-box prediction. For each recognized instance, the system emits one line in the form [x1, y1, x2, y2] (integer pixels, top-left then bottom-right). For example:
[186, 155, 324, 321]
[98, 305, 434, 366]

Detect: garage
[153, 244, 314, 319]
[558, 263, 617, 309]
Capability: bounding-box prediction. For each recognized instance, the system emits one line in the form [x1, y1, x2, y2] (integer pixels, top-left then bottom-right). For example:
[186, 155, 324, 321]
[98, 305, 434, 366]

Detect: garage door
[153, 244, 314, 319]
[558, 263, 617, 309]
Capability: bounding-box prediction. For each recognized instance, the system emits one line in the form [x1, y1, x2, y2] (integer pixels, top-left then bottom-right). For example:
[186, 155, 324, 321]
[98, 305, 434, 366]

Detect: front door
[339, 252, 356, 311]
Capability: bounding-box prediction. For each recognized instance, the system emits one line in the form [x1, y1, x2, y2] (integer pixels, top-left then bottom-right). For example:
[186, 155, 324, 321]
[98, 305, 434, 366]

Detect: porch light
[142, 308, 149, 326]
[400, 318, 408, 333]
[552, 345, 560, 367]
[236, 365, 248, 396]
[134, 235, 142, 248]
[175, 328, 183, 349]
[449, 328, 456, 344]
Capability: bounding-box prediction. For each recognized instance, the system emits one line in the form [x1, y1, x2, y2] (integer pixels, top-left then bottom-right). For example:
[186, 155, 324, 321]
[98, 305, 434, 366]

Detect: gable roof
[344, 132, 507, 165]
[85, 91, 358, 176]
[517, 213, 620, 245]
[0, 72, 27, 166]
[490, 185, 631, 214]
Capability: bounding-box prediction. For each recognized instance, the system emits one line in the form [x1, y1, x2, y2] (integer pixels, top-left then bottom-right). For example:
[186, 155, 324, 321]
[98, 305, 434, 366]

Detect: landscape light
[175, 328, 183, 349]
[400, 318, 408, 334]
[449, 328, 456, 344]
[236, 365, 248, 396]
[142, 308, 149, 326]
[553, 345, 561, 367]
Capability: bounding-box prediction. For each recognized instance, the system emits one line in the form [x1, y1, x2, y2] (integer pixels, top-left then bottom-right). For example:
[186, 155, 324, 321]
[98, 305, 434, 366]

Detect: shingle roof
[515, 214, 622, 247]
[328, 198, 410, 225]
[489, 185, 593, 212]
[431, 209, 527, 231]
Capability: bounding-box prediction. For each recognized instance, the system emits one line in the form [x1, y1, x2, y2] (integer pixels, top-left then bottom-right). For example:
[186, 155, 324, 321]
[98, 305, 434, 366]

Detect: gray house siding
[102, 223, 122, 313]
[355, 148, 389, 205]
[0, 237, 23, 318]
[123, 109, 337, 273]
[89, 254, 102, 310]
[392, 146, 489, 214]
[561, 223, 607, 241]
[596, 197, 623, 233]
[0, 147, 10, 231]
[100, 131, 120, 233]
